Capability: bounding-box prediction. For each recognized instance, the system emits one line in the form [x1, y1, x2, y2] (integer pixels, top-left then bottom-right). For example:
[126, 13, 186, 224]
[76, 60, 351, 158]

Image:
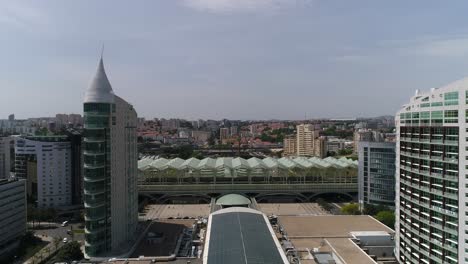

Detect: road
[33, 222, 85, 242]
[20, 222, 85, 264]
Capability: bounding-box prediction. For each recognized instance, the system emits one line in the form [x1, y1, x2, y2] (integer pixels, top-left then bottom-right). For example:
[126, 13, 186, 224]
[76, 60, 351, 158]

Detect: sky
[2, 1, 468, 120]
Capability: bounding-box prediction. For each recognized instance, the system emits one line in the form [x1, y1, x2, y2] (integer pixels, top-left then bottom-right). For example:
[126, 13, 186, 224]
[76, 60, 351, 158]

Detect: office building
[0, 179, 26, 258]
[396, 82, 465, 263]
[358, 141, 396, 208]
[0, 137, 10, 179]
[83, 57, 138, 257]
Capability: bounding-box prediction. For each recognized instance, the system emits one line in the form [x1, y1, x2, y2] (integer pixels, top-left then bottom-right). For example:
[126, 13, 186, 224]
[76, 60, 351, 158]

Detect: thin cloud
[181, 0, 308, 13]
[386, 35, 468, 58]
[0, 1, 47, 29]
[415, 37, 468, 57]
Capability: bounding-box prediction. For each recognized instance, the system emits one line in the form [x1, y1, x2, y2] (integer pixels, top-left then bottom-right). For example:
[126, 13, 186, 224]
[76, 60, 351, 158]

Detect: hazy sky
[2, 1, 468, 120]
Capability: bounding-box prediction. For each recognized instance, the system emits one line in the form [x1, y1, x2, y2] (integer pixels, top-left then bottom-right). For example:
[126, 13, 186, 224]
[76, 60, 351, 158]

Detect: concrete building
[192, 130, 211, 144]
[0, 137, 10, 180]
[230, 126, 238, 136]
[8, 114, 14, 121]
[282, 135, 296, 156]
[353, 129, 374, 153]
[14, 135, 72, 208]
[83, 57, 138, 257]
[296, 124, 319, 157]
[219, 127, 229, 143]
[325, 137, 349, 154]
[358, 141, 396, 208]
[0, 179, 27, 258]
[395, 80, 466, 263]
[313, 136, 327, 158]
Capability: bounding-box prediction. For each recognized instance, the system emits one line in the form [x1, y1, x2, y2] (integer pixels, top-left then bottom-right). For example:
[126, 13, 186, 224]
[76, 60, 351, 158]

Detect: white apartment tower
[83, 57, 138, 257]
[14, 136, 72, 208]
[396, 79, 468, 263]
[296, 124, 320, 156]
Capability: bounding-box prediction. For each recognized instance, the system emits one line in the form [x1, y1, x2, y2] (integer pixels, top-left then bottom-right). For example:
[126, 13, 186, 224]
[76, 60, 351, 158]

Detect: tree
[341, 203, 361, 215]
[54, 241, 83, 262]
[363, 204, 390, 216]
[375, 211, 395, 229]
[53, 237, 61, 250]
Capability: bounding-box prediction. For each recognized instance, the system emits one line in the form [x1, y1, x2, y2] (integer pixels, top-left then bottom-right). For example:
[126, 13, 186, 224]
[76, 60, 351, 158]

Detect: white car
[62, 237, 68, 243]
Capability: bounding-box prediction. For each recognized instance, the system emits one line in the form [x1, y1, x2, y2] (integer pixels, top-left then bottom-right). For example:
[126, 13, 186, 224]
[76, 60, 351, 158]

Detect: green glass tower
[83, 57, 138, 257]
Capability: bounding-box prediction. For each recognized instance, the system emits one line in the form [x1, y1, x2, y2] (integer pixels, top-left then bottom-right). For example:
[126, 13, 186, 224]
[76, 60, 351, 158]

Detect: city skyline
[3, 1, 468, 120]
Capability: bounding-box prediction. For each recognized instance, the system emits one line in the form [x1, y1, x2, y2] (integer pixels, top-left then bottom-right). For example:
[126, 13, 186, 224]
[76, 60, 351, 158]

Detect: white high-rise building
[296, 124, 320, 156]
[0, 136, 10, 180]
[14, 135, 72, 208]
[396, 80, 466, 263]
[83, 57, 138, 257]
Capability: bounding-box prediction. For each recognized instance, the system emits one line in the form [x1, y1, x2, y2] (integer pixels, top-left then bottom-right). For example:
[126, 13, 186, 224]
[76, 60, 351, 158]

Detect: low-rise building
[278, 215, 396, 264]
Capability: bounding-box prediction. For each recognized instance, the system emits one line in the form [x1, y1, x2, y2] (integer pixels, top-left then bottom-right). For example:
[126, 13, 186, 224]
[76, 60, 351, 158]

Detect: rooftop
[278, 215, 395, 264]
[215, 194, 251, 206]
[138, 156, 358, 171]
[204, 207, 288, 264]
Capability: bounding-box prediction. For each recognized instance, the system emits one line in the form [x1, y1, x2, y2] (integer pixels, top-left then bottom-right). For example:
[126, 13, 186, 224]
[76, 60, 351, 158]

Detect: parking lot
[144, 204, 211, 220]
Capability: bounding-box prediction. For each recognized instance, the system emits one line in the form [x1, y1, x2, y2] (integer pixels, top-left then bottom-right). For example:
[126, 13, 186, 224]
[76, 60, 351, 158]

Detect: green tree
[363, 204, 390, 216]
[341, 203, 361, 215]
[375, 211, 395, 229]
[54, 241, 83, 262]
[338, 148, 353, 156]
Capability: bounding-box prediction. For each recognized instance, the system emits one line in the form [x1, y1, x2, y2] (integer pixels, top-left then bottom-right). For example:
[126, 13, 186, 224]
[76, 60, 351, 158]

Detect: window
[444, 91, 458, 100]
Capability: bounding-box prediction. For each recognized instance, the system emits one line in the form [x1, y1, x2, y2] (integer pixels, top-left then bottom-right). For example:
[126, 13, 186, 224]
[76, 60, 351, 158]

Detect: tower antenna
[101, 44, 105, 59]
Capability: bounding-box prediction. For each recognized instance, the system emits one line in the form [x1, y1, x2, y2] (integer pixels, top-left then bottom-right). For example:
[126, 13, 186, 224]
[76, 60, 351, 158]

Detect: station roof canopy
[204, 207, 289, 264]
[138, 156, 357, 172]
[216, 194, 252, 206]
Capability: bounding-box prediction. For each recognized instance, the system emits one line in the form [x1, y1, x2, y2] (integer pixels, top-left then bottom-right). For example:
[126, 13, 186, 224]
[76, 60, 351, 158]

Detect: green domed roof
[216, 194, 251, 206]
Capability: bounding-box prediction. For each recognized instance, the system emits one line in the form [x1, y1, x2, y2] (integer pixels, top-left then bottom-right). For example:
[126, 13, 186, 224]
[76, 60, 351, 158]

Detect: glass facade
[360, 143, 396, 207]
[83, 102, 112, 256]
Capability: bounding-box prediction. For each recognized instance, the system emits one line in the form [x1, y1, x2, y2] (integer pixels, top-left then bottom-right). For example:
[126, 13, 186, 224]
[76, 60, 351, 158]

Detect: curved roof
[205, 207, 288, 264]
[84, 57, 114, 103]
[138, 156, 357, 172]
[216, 194, 251, 206]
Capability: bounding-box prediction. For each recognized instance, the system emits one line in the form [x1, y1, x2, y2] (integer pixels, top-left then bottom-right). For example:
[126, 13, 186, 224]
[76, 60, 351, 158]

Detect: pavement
[144, 204, 211, 219]
[258, 203, 329, 216]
